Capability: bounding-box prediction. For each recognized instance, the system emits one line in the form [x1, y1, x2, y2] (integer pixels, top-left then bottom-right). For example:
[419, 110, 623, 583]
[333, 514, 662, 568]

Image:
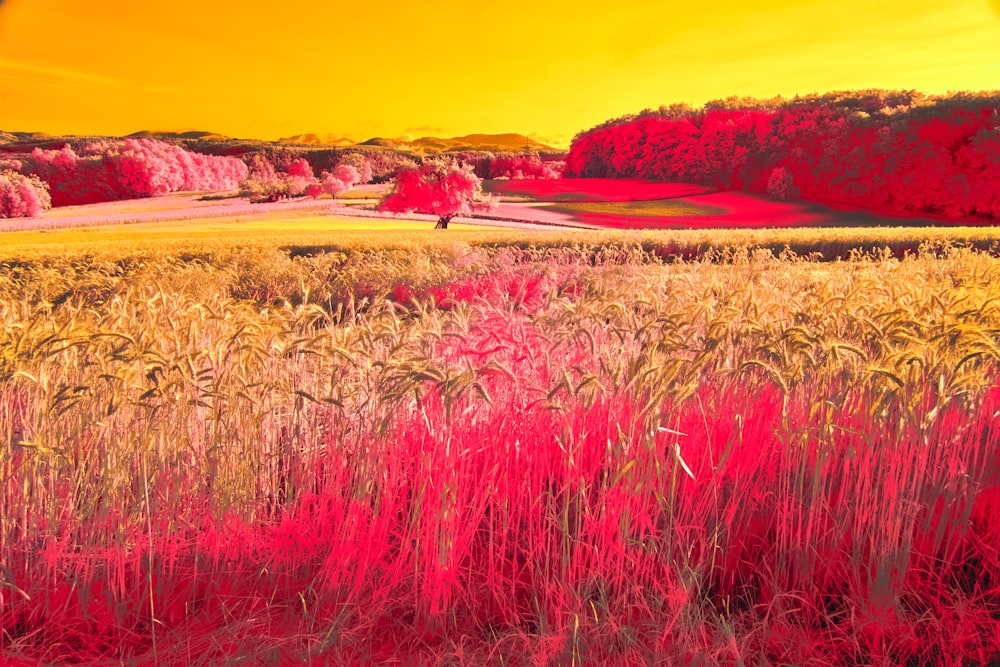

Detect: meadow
[1, 218, 1000, 664]
[482, 179, 969, 231]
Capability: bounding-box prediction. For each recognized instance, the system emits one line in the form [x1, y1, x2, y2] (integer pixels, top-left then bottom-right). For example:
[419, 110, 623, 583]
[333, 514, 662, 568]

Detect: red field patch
[484, 178, 715, 202]
[555, 191, 830, 229]
[483, 179, 960, 230]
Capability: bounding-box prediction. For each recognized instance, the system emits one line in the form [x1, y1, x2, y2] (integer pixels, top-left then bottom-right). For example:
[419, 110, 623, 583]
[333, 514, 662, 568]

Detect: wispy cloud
[0, 57, 119, 87]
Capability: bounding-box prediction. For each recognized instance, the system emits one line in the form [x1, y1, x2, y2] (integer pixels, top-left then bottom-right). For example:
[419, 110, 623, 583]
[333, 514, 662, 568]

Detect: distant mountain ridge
[0, 130, 57, 145]
[1, 128, 566, 156]
[285, 132, 560, 153]
[276, 133, 355, 147]
[364, 133, 559, 153]
[127, 130, 232, 142]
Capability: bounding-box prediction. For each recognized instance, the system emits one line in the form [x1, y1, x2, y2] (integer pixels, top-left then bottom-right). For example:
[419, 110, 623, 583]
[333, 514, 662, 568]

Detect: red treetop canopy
[378, 161, 496, 228]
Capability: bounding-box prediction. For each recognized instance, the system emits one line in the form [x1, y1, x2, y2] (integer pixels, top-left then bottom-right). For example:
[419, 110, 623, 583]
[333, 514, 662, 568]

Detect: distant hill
[360, 133, 560, 154]
[0, 130, 57, 143]
[0, 128, 566, 158]
[278, 133, 355, 147]
[358, 137, 401, 149]
[446, 133, 557, 152]
[359, 137, 400, 148]
[0, 130, 66, 152]
[127, 130, 232, 142]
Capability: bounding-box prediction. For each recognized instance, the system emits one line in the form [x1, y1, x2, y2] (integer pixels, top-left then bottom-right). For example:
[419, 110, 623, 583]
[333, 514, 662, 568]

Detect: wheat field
[1, 237, 999, 665]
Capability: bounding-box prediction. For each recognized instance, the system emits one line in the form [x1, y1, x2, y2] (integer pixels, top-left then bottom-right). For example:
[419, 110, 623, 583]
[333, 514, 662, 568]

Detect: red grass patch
[484, 182, 964, 230]
[484, 178, 715, 202]
[490, 191, 827, 230]
[565, 191, 830, 229]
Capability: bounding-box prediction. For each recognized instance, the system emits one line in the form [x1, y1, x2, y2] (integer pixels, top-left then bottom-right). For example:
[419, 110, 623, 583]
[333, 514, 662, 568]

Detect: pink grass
[0, 191, 346, 232]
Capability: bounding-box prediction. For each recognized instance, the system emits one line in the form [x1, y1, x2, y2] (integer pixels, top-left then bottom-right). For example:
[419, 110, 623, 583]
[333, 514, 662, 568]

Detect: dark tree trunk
[435, 215, 453, 229]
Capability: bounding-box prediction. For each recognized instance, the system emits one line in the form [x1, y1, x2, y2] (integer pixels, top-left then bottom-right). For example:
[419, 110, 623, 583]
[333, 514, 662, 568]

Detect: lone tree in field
[321, 163, 361, 200]
[378, 160, 495, 229]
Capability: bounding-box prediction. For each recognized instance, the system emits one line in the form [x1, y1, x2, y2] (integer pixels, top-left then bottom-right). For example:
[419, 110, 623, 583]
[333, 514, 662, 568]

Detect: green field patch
[336, 185, 387, 200]
[547, 199, 725, 219]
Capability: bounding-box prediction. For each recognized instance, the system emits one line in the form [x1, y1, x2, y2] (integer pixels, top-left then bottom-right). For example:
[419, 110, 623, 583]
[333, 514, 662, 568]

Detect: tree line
[564, 90, 1000, 220]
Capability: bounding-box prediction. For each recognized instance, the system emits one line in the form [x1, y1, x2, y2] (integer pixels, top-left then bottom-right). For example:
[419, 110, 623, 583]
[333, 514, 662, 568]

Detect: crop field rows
[1, 241, 999, 665]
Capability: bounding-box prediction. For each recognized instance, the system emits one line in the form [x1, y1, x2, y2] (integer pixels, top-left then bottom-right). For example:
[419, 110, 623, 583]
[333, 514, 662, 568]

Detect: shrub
[487, 153, 564, 179]
[239, 155, 286, 202]
[766, 167, 798, 200]
[336, 153, 374, 184]
[238, 155, 318, 202]
[0, 170, 52, 218]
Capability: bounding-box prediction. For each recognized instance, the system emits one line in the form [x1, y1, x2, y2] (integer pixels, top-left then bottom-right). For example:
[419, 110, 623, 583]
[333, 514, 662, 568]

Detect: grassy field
[483, 179, 980, 231]
[5, 211, 1000, 264]
[0, 215, 491, 250]
[1, 221, 1000, 664]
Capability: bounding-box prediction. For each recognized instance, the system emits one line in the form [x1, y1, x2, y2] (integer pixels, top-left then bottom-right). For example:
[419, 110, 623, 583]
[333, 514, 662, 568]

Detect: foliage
[238, 155, 287, 203]
[565, 90, 1000, 220]
[486, 152, 564, 179]
[336, 152, 374, 184]
[358, 150, 419, 183]
[14, 138, 248, 206]
[320, 163, 361, 199]
[286, 157, 314, 180]
[377, 160, 497, 228]
[0, 169, 52, 218]
[766, 166, 798, 200]
[451, 151, 565, 179]
[238, 155, 322, 202]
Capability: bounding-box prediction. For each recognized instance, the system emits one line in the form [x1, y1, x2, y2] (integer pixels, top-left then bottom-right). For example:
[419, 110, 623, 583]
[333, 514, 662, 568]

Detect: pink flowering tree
[0, 170, 52, 218]
[284, 173, 312, 198]
[321, 164, 360, 200]
[285, 157, 317, 196]
[378, 161, 496, 229]
[287, 157, 314, 180]
[337, 154, 374, 184]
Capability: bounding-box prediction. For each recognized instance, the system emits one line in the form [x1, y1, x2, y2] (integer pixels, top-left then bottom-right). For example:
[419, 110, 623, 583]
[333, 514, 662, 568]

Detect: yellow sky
[1, 0, 998, 147]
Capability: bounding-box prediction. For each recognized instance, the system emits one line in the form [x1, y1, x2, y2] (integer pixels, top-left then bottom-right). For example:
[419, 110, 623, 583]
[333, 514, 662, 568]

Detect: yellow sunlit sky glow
[1, 0, 999, 148]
